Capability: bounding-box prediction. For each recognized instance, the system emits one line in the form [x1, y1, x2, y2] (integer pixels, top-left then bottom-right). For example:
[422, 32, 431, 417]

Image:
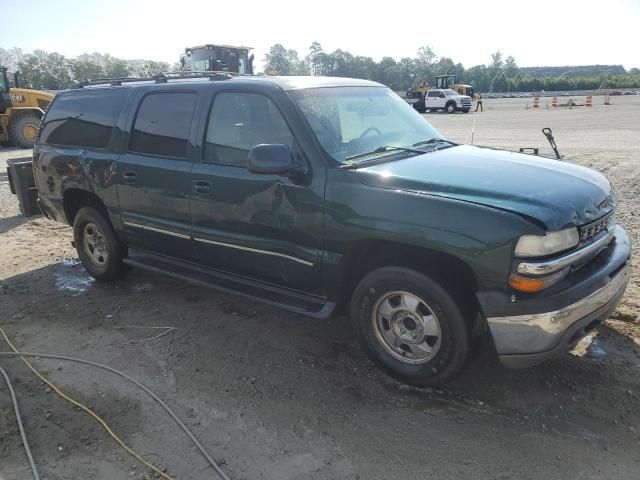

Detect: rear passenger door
[117, 90, 199, 260]
[190, 90, 324, 294]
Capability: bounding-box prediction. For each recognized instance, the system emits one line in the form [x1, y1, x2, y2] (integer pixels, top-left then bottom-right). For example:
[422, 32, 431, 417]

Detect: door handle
[192, 179, 213, 195]
[122, 171, 137, 184]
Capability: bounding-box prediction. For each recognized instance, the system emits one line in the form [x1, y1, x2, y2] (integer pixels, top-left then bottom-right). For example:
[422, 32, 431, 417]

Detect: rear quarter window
[39, 89, 128, 148]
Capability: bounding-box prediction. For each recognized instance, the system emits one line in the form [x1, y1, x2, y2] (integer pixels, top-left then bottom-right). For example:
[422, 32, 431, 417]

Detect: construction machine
[435, 75, 474, 98]
[0, 67, 54, 148]
[182, 44, 254, 74]
[403, 80, 429, 112]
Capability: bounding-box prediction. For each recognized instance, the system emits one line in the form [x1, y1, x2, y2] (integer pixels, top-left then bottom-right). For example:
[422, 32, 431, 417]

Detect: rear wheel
[73, 207, 126, 281]
[350, 267, 469, 386]
[8, 114, 40, 148]
[446, 102, 457, 114]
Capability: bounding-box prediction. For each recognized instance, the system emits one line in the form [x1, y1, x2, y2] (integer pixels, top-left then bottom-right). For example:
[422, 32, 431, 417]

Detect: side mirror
[248, 144, 302, 176]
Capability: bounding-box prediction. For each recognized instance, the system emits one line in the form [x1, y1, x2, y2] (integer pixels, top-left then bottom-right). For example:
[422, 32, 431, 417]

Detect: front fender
[323, 169, 542, 292]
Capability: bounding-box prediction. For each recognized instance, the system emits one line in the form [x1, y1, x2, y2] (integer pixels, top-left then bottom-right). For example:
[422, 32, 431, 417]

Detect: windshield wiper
[342, 145, 427, 165]
[412, 138, 457, 147]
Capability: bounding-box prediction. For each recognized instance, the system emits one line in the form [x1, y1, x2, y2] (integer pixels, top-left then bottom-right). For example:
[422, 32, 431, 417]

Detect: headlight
[515, 227, 579, 257]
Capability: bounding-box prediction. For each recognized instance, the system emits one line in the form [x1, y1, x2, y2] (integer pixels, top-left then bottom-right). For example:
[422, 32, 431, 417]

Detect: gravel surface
[1, 95, 639, 480]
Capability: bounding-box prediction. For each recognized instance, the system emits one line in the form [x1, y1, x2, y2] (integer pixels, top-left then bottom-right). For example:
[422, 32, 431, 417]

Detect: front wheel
[73, 206, 126, 281]
[446, 103, 457, 114]
[462, 108, 470, 113]
[350, 267, 469, 386]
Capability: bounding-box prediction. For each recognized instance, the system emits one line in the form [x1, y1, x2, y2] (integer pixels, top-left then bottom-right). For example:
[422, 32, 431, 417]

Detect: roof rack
[73, 70, 255, 88]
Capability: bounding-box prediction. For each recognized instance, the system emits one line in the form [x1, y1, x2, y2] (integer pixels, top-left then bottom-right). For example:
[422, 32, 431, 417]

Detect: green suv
[33, 74, 631, 385]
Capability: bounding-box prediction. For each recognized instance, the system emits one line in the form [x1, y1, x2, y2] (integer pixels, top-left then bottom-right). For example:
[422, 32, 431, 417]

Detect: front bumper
[483, 226, 631, 368]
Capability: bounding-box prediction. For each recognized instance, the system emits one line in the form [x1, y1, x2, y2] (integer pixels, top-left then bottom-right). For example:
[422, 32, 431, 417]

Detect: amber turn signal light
[508, 274, 545, 293]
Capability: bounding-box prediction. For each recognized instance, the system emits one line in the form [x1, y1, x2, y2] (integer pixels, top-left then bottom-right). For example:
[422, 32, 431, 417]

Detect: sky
[1, 0, 639, 70]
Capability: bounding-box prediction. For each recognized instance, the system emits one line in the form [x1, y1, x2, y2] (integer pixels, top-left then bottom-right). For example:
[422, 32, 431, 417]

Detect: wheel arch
[63, 188, 110, 226]
[339, 239, 483, 333]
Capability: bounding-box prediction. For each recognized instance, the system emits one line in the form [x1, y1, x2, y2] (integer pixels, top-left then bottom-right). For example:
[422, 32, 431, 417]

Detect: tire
[462, 108, 470, 113]
[446, 102, 457, 114]
[8, 114, 40, 148]
[350, 267, 469, 386]
[73, 206, 126, 282]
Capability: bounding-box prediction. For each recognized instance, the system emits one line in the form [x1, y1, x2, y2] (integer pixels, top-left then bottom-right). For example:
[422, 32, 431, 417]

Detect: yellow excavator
[0, 66, 54, 148]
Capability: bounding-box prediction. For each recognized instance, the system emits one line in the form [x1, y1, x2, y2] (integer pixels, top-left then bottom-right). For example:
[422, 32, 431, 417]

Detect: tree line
[264, 42, 640, 92]
[0, 47, 183, 90]
[1, 44, 639, 93]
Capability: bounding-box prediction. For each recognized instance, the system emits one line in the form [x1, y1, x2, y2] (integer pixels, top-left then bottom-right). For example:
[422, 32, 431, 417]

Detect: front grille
[461, 98, 472, 107]
[580, 212, 613, 242]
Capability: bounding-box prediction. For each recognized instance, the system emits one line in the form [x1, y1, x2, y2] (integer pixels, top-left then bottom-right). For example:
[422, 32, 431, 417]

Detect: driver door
[190, 90, 325, 294]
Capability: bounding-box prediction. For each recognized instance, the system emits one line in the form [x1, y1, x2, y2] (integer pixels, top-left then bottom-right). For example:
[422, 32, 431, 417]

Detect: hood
[357, 145, 613, 231]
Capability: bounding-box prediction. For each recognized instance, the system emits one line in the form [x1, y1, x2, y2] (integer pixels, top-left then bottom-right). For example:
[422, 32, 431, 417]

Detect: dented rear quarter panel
[33, 145, 120, 226]
[33, 87, 137, 229]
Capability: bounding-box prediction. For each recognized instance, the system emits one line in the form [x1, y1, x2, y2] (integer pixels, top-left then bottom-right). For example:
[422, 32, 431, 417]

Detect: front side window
[289, 86, 441, 164]
[203, 92, 293, 166]
[39, 89, 128, 148]
[129, 92, 198, 158]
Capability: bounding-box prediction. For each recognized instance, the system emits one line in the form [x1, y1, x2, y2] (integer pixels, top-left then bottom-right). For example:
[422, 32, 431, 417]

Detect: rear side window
[39, 89, 127, 148]
[129, 92, 197, 159]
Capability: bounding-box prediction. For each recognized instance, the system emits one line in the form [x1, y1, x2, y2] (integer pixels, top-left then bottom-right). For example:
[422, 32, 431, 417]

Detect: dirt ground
[1, 95, 639, 480]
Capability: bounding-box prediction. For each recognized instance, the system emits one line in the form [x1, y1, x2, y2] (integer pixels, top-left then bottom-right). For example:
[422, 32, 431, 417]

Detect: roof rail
[73, 70, 256, 88]
[72, 76, 149, 88]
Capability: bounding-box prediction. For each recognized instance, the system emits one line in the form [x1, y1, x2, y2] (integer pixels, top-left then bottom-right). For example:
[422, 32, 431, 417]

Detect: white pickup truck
[420, 89, 472, 114]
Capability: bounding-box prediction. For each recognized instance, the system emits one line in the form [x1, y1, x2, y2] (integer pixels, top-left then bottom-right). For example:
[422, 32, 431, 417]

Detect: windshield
[443, 89, 459, 96]
[289, 86, 442, 164]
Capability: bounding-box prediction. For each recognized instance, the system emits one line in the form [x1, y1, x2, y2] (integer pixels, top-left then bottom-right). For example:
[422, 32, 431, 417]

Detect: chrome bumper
[488, 261, 630, 368]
